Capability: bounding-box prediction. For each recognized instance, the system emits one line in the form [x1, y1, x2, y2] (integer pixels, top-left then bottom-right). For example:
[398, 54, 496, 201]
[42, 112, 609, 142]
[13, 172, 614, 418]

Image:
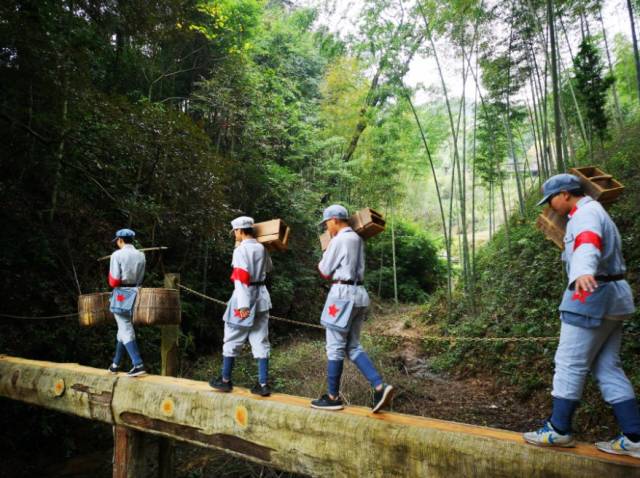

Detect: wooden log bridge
[1, 355, 639, 477]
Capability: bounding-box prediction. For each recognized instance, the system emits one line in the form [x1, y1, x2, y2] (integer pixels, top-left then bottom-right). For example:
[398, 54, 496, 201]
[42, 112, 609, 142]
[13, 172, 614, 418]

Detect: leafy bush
[366, 219, 446, 302]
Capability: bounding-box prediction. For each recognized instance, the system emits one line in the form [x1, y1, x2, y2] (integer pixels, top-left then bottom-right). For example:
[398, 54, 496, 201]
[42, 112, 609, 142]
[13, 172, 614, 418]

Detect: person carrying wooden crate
[311, 204, 394, 412]
[524, 174, 640, 458]
[209, 216, 274, 397]
[107, 228, 147, 377]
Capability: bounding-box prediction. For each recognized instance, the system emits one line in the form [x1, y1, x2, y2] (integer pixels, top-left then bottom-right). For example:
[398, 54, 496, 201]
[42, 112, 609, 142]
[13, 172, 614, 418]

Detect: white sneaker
[523, 421, 575, 447]
[595, 435, 640, 458]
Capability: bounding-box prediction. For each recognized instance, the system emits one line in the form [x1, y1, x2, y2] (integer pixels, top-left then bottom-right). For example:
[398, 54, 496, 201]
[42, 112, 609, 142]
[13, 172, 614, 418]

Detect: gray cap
[230, 216, 254, 230]
[112, 228, 135, 242]
[536, 174, 583, 206]
[319, 204, 349, 225]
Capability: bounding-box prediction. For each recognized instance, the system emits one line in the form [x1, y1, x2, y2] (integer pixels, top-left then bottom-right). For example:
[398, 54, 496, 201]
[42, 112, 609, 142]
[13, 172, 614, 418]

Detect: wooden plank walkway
[1, 355, 639, 477]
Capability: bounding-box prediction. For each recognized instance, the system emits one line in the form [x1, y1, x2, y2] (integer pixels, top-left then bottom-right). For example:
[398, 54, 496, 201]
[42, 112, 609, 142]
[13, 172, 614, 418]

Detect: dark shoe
[209, 376, 232, 392]
[311, 394, 344, 411]
[108, 363, 120, 374]
[372, 384, 395, 413]
[127, 364, 147, 377]
[251, 383, 272, 397]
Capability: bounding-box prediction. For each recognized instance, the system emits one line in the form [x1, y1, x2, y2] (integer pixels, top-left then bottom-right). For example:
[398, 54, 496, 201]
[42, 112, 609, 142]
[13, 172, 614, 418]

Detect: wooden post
[160, 273, 180, 478]
[113, 426, 153, 478]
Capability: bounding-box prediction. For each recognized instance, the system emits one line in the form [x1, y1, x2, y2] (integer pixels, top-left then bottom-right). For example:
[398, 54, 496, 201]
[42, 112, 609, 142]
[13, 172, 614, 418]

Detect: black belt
[595, 274, 625, 282]
[332, 280, 364, 286]
[119, 284, 137, 287]
[249, 281, 265, 286]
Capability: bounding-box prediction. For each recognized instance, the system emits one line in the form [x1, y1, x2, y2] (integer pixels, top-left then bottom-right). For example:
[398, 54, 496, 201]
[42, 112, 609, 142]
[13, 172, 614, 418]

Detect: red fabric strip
[230, 267, 251, 285]
[574, 231, 603, 251]
[108, 273, 122, 288]
[317, 265, 331, 280]
[568, 205, 578, 218]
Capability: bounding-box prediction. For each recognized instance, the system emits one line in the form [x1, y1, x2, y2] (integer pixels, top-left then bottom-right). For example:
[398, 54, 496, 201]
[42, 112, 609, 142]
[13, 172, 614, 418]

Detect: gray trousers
[114, 312, 136, 344]
[553, 319, 636, 404]
[326, 307, 367, 361]
[222, 311, 270, 358]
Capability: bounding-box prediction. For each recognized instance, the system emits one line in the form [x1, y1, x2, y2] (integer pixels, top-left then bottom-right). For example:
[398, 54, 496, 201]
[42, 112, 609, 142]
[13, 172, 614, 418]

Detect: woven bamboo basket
[132, 288, 181, 326]
[78, 288, 181, 327]
[78, 292, 114, 327]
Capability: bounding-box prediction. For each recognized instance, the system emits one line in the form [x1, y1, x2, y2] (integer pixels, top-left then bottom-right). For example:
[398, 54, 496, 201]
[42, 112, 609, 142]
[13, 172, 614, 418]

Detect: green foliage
[366, 220, 446, 302]
[573, 36, 615, 143]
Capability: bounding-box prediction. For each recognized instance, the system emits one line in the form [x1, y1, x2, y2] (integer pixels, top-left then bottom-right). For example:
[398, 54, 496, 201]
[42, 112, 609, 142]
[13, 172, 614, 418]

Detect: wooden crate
[319, 230, 332, 252]
[252, 219, 291, 252]
[350, 208, 386, 239]
[569, 166, 624, 205]
[535, 206, 568, 250]
[318, 208, 386, 251]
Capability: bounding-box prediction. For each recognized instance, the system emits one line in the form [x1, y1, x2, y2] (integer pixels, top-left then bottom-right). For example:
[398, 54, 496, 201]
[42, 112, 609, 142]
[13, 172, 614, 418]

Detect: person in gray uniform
[107, 228, 147, 377]
[210, 216, 273, 396]
[311, 204, 394, 412]
[524, 174, 640, 459]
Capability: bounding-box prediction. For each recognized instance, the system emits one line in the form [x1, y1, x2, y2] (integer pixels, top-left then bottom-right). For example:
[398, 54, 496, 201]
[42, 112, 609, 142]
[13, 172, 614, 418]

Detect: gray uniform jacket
[108, 244, 145, 287]
[230, 239, 272, 312]
[318, 227, 370, 308]
[559, 196, 635, 319]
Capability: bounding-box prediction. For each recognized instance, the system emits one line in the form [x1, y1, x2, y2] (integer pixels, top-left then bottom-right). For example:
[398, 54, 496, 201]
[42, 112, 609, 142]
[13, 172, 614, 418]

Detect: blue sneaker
[523, 421, 575, 447]
[596, 435, 640, 458]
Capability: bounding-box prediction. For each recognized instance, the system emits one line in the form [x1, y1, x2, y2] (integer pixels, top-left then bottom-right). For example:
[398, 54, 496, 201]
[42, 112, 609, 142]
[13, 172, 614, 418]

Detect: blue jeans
[552, 319, 636, 404]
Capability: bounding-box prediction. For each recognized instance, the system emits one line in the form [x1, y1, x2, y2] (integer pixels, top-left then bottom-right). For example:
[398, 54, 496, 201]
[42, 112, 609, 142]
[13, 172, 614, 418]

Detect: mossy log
[1, 355, 639, 477]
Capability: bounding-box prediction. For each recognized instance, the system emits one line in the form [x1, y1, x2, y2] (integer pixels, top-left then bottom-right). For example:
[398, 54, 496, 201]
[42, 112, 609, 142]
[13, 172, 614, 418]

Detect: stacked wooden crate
[319, 208, 386, 251]
[535, 166, 624, 249]
[252, 219, 291, 252]
[569, 166, 624, 206]
[536, 206, 568, 250]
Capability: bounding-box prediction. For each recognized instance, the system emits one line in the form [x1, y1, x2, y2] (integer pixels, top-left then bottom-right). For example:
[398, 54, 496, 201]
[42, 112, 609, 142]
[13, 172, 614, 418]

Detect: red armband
[574, 231, 602, 252]
[317, 265, 331, 280]
[108, 273, 122, 288]
[230, 268, 251, 285]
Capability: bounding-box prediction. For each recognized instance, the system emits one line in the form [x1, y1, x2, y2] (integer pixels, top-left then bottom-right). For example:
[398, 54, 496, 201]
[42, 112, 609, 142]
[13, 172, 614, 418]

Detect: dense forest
[2, 0, 640, 476]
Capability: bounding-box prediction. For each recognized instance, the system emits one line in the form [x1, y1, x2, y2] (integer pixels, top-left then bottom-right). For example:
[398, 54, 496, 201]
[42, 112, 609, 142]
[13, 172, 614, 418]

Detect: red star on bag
[328, 304, 340, 317]
[116, 294, 125, 302]
[571, 289, 592, 304]
[233, 309, 242, 318]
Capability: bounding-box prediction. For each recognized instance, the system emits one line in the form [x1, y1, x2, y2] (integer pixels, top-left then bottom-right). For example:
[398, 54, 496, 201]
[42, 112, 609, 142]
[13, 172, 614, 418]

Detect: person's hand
[575, 274, 598, 293]
[238, 308, 250, 319]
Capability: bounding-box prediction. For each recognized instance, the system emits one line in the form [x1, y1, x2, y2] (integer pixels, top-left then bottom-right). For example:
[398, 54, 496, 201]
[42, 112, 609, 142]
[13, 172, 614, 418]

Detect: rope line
[3, 284, 638, 346]
[0, 312, 78, 320]
[177, 283, 569, 343]
[178, 284, 326, 330]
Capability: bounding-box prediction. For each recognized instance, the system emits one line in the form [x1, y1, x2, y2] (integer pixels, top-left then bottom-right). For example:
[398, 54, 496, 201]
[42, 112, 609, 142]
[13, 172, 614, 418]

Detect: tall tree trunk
[49, 77, 68, 223]
[599, 7, 624, 126]
[407, 96, 451, 311]
[341, 31, 423, 163]
[499, 179, 512, 254]
[548, 0, 564, 171]
[627, 0, 640, 102]
[526, 99, 543, 188]
[505, 24, 525, 217]
[390, 210, 398, 305]
[558, 15, 590, 148]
